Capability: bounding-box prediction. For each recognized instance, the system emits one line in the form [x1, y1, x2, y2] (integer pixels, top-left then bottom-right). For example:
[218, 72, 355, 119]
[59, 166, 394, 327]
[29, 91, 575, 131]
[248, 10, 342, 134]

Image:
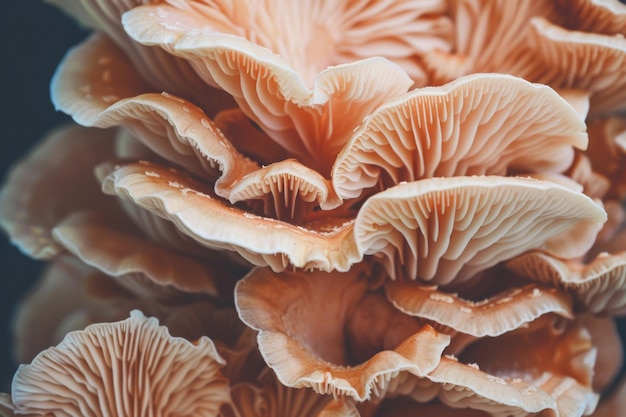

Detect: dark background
[1, 0, 625, 394]
[0, 2, 87, 390]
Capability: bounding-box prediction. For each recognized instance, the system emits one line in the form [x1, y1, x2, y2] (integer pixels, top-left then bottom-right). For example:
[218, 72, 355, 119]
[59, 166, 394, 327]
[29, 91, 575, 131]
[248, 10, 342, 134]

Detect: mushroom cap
[100, 161, 360, 272]
[385, 281, 572, 337]
[332, 73, 587, 202]
[0, 124, 118, 259]
[122, 0, 452, 86]
[227, 159, 339, 221]
[51, 210, 223, 299]
[47, 0, 235, 115]
[421, 316, 599, 417]
[354, 176, 606, 284]
[506, 250, 626, 315]
[11, 311, 230, 417]
[123, 9, 416, 174]
[524, 17, 626, 116]
[51, 34, 258, 186]
[235, 266, 450, 401]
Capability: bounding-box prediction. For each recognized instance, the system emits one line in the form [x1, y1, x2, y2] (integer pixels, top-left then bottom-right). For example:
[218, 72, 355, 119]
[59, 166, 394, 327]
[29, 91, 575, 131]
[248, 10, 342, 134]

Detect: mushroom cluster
[1, 0, 626, 416]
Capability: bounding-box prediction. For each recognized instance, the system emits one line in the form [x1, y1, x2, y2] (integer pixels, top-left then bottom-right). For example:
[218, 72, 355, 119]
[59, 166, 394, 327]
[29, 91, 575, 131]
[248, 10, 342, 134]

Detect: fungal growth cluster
[1, 0, 626, 416]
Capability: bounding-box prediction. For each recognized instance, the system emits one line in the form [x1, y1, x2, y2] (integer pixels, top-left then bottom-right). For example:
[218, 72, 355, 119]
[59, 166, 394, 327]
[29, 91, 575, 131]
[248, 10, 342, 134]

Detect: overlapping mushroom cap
[1, 0, 626, 416]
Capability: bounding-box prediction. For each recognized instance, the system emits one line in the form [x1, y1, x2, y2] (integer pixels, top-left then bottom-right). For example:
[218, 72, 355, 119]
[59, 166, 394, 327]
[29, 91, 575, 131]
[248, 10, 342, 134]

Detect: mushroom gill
[11, 311, 230, 417]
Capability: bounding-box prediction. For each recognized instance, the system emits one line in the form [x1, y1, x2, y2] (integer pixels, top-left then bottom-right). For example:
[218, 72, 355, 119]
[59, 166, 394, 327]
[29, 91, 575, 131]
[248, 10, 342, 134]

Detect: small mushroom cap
[235, 267, 450, 401]
[385, 282, 572, 337]
[354, 176, 607, 284]
[0, 125, 117, 259]
[506, 250, 626, 315]
[228, 159, 340, 221]
[12, 311, 230, 417]
[51, 210, 223, 299]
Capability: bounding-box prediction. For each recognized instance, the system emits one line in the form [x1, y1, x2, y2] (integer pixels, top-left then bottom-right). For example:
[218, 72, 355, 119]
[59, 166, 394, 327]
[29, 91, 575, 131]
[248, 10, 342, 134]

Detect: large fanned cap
[12, 311, 230, 417]
[235, 267, 450, 401]
[332, 73, 587, 202]
[53, 34, 350, 220]
[354, 176, 607, 284]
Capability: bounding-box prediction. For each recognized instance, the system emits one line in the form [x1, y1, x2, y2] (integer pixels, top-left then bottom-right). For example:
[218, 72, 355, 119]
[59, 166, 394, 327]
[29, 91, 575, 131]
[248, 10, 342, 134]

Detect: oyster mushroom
[385, 281, 573, 337]
[354, 176, 606, 283]
[51, 210, 225, 299]
[332, 73, 588, 202]
[11, 256, 171, 364]
[234, 266, 450, 401]
[0, 125, 118, 259]
[11, 311, 230, 417]
[47, 0, 235, 114]
[507, 250, 626, 315]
